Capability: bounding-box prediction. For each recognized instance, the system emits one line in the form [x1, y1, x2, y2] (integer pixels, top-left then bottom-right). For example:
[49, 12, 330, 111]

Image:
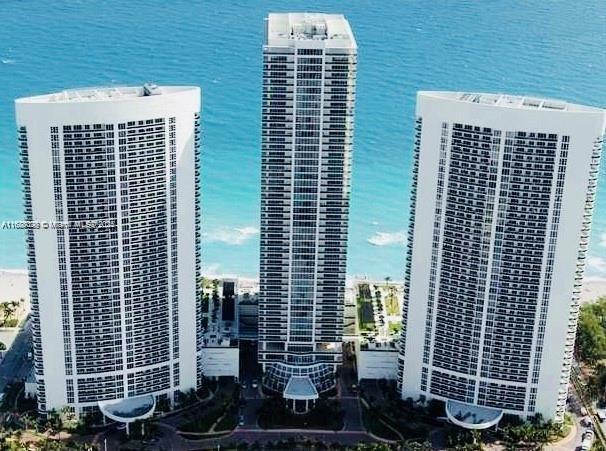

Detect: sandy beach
[0, 269, 29, 303]
[580, 279, 606, 304]
[1, 269, 605, 307]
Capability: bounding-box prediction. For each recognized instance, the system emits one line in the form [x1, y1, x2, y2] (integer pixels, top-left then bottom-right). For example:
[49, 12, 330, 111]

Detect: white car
[581, 429, 594, 451]
[251, 379, 258, 389]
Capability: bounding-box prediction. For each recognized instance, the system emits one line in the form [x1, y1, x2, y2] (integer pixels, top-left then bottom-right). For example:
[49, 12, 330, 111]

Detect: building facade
[398, 92, 605, 424]
[16, 85, 202, 416]
[258, 13, 357, 407]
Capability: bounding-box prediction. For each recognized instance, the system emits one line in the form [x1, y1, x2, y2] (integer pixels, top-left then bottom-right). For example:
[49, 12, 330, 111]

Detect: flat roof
[283, 376, 319, 400]
[98, 394, 155, 423]
[266, 13, 356, 48]
[420, 91, 604, 113]
[445, 399, 503, 430]
[16, 85, 198, 104]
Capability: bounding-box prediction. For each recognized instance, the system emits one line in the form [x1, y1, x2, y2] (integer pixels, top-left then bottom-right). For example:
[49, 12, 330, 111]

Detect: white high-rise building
[16, 85, 202, 417]
[259, 13, 356, 411]
[398, 92, 605, 426]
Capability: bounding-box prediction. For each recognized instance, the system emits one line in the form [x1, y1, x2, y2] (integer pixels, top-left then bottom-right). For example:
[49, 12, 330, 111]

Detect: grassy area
[385, 292, 399, 316]
[214, 403, 238, 432]
[179, 378, 239, 433]
[358, 283, 372, 300]
[180, 401, 226, 432]
[179, 431, 231, 441]
[258, 397, 344, 431]
[361, 401, 401, 441]
[359, 382, 436, 442]
[388, 322, 401, 335]
[357, 301, 375, 332]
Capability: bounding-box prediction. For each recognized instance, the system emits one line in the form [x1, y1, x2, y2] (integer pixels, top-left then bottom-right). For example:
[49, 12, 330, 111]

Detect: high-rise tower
[16, 85, 202, 417]
[259, 13, 357, 411]
[398, 92, 605, 426]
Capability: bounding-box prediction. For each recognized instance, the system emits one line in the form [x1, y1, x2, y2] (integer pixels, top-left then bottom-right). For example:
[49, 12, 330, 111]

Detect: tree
[587, 362, 606, 402]
[21, 412, 38, 430]
[400, 440, 432, 450]
[576, 298, 606, 363]
[0, 301, 16, 326]
[45, 409, 63, 434]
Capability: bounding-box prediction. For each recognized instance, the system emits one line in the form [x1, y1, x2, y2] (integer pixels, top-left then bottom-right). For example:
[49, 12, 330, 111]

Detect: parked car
[241, 381, 247, 389]
[597, 409, 606, 423]
[251, 379, 258, 389]
[238, 415, 245, 426]
[581, 429, 594, 451]
[581, 407, 588, 416]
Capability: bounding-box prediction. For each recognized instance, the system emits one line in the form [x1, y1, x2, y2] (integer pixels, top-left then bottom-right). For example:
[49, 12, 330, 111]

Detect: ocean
[0, 0, 605, 279]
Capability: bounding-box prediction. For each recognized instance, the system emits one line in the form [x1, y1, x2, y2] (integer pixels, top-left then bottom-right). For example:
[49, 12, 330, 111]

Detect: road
[338, 345, 365, 432]
[565, 364, 603, 451]
[0, 318, 33, 393]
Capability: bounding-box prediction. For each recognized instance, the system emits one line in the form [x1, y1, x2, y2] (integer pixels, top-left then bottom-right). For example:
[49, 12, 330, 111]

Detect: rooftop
[283, 376, 319, 400]
[16, 84, 197, 104]
[266, 13, 356, 48]
[421, 91, 604, 113]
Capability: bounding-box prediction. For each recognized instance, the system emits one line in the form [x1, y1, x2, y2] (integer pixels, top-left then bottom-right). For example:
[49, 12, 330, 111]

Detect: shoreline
[3, 268, 606, 304]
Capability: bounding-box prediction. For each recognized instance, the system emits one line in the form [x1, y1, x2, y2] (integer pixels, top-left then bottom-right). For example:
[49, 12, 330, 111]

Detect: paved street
[0, 318, 32, 393]
[338, 346, 365, 432]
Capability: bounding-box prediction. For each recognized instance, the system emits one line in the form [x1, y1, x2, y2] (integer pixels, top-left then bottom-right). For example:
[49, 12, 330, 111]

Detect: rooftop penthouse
[266, 13, 356, 49]
[16, 84, 197, 103]
[420, 91, 604, 113]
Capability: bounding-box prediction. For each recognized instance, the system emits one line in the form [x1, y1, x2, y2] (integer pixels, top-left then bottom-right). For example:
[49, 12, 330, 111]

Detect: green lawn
[388, 322, 401, 335]
[214, 404, 238, 432]
[385, 294, 399, 316]
[258, 398, 344, 431]
[179, 378, 238, 433]
[361, 402, 401, 441]
[357, 301, 375, 332]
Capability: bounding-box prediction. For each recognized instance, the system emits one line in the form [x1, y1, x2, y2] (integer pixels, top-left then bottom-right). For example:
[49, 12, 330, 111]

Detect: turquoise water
[0, 1, 605, 279]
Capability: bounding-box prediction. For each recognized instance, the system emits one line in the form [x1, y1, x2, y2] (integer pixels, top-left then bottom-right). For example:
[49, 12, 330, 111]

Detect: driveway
[0, 318, 32, 393]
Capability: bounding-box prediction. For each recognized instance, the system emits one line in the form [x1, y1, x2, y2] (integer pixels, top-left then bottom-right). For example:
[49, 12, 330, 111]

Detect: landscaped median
[176, 377, 240, 438]
[257, 396, 345, 431]
[359, 383, 434, 445]
[257, 397, 345, 431]
[357, 283, 376, 334]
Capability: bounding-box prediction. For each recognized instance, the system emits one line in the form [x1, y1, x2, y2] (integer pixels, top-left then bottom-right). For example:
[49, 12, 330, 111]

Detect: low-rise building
[356, 340, 399, 381]
[237, 278, 259, 341]
[351, 279, 403, 382]
[201, 278, 240, 379]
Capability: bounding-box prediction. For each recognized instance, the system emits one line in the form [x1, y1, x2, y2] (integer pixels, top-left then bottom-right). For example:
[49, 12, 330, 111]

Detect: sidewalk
[545, 418, 578, 451]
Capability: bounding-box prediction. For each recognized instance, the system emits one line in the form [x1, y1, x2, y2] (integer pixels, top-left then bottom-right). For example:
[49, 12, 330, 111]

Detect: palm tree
[0, 301, 15, 325]
[384, 276, 391, 287]
[21, 412, 37, 430]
